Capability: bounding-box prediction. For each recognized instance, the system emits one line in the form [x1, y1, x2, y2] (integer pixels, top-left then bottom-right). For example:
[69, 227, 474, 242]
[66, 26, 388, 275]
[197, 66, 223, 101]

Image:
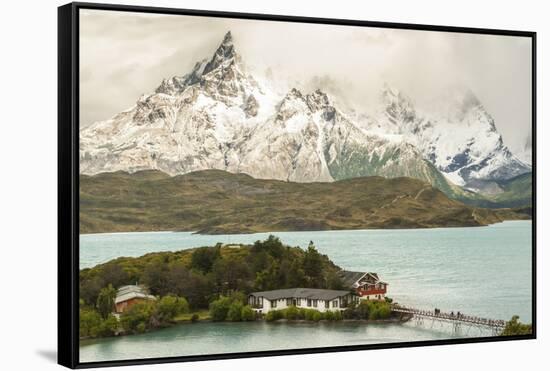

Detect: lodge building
[248, 288, 357, 314]
[339, 271, 388, 301]
[248, 271, 388, 314]
[114, 285, 156, 313]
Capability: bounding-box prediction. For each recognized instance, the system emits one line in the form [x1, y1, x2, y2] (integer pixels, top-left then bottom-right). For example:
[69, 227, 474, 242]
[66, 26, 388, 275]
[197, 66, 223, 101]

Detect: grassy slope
[80, 170, 529, 234]
[492, 172, 533, 206]
[457, 172, 533, 209]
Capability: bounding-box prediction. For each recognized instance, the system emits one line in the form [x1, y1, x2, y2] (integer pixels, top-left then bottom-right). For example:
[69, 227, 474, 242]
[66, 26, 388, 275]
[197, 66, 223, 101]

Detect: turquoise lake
[79, 221, 532, 363]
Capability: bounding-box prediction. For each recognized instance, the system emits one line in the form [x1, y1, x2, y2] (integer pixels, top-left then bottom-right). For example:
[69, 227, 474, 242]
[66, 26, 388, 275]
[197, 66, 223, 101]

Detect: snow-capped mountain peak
[372, 84, 531, 187]
[153, 30, 255, 104]
[203, 31, 236, 74]
[80, 31, 531, 198]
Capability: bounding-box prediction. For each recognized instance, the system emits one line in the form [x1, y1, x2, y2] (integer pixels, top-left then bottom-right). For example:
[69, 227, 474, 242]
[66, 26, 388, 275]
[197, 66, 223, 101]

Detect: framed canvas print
[58, 2, 536, 368]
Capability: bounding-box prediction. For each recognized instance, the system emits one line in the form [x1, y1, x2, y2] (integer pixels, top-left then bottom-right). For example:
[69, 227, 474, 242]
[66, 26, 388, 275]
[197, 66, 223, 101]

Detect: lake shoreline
[80, 313, 414, 342]
[80, 218, 531, 237]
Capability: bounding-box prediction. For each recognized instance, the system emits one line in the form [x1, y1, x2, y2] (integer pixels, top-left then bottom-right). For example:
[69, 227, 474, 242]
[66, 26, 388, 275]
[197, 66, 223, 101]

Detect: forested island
[79, 236, 400, 338]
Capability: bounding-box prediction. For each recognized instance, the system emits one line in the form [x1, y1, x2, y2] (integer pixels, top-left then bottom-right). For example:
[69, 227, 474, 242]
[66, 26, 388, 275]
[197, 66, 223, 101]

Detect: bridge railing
[392, 305, 506, 328]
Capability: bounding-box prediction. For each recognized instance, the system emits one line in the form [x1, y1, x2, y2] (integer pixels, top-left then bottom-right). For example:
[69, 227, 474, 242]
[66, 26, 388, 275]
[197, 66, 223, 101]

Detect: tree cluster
[79, 306, 119, 338]
[79, 294, 189, 338]
[208, 292, 256, 322]
[119, 295, 189, 334]
[500, 315, 532, 336]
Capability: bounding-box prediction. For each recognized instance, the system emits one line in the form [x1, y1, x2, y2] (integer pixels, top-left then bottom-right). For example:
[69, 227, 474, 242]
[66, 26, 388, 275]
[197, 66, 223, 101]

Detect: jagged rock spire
[203, 31, 237, 75]
[222, 30, 233, 45]
[155, 31, 240, 95]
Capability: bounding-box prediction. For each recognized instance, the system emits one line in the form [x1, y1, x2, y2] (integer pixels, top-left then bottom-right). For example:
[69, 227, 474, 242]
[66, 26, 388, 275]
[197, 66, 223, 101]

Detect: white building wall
[251, 296, 351, 313]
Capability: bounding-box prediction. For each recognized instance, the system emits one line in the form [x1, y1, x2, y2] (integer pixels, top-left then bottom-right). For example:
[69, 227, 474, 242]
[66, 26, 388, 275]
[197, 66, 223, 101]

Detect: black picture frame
[58, 2, 537, 368]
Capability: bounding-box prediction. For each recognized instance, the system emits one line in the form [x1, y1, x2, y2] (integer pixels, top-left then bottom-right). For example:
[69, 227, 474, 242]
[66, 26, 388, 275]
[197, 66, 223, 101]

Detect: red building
[339, 271, 388, 301]
[114, 285, 156, 313]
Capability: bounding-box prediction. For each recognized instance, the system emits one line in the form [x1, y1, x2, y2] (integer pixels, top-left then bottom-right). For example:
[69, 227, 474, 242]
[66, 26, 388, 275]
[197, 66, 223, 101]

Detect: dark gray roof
[338, 271, 367, 287]
[249, 288, 352, 301]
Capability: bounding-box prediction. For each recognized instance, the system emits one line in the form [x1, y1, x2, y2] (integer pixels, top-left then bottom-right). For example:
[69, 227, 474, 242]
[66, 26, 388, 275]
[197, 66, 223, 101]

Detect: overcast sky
[80, 9, 532, 155]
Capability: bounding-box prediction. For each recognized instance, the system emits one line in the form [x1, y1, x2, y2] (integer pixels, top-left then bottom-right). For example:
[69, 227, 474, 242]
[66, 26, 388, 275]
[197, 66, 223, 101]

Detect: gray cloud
[80, 9, 532, 154]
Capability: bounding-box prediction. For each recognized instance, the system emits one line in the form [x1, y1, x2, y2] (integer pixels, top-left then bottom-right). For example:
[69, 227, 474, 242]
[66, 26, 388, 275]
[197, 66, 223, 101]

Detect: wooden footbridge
[392, 305, 506, 335]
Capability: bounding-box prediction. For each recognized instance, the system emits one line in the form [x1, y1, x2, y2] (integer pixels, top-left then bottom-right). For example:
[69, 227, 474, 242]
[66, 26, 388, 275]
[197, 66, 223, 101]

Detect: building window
[293, 299, 298, 306]
[312, 299, 318, 308]
[307, 299, 312, 307]
[286, 298, 292, 306]
[341, 298, 348, 308]
[254, 297, 263, 308]
[271, 300, 277, 308]
[325, 300, 329, 308]
[333, 300, 338, 308]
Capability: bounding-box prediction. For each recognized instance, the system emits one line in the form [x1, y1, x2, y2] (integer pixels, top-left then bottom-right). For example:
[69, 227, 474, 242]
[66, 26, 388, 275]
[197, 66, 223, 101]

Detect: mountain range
[80, 31, 532, 207]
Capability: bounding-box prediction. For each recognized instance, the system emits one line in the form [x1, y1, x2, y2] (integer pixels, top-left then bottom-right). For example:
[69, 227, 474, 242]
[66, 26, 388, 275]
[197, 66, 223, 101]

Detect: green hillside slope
[80, 170, 528, 234]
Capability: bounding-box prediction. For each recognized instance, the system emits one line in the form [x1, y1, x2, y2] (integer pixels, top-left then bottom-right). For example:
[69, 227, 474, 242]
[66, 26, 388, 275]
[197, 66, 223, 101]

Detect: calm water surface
[80, 221, 532, 362]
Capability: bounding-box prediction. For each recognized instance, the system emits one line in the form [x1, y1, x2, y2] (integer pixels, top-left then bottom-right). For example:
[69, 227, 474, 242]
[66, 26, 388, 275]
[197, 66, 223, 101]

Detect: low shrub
[96, 314, 119, 337]
[377, 303, 392, 319]
[323, 310, 343, 321]
[156, 295, 189, 322]
[79, 307, 102, 338]
[120, 301, 156, 334]
[241, 305, 256, 321]
[341, 300, 392, 320]
[209, 293, 253, 322]
[312, 311, 322, 322]
[304, 309, 317, 321]
[209, 296, 233, 321]
[227, 302, 244, 322]
[136, 322, 146, 333]
[324, 310, 335, 321]
[285, 306, 300, 320]
[266, 309, 284, 322]
[366, 300, 392, 320]
[357, 302, 370, 319]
